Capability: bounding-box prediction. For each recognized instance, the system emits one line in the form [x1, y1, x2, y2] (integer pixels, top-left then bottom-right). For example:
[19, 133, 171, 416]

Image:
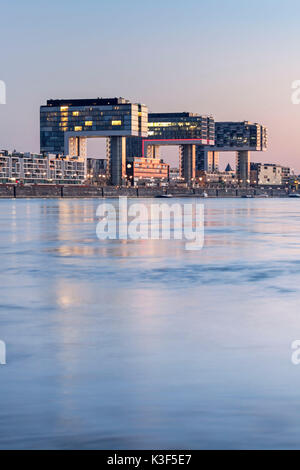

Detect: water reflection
[1, 198, 300, 449]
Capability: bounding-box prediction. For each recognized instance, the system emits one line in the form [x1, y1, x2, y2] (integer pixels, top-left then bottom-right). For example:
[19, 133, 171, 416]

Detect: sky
[1, 0, 300, 170]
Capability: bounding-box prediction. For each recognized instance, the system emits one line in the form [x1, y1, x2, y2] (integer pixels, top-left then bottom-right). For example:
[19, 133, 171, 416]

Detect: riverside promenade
[0, 184, 295, 198]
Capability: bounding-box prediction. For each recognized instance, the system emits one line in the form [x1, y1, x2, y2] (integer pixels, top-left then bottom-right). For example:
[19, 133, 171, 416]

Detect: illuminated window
[112, 120, 122, 126]
[72, 111, 79, 116]
[85, 121, 93, 126]
[61, 117, 68, 122]
[74, 126, 82, 131]
[60, 106, 68, 111]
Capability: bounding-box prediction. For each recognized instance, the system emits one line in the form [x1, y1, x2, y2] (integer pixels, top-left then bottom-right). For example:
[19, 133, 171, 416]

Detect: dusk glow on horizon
[1, 0, 300, 170]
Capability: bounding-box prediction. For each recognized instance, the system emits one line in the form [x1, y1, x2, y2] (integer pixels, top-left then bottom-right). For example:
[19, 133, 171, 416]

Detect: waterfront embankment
[0, 184, 296, 198]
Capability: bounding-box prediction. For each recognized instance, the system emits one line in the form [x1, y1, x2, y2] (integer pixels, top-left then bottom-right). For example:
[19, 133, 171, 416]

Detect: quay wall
[0, 184, 296, 199]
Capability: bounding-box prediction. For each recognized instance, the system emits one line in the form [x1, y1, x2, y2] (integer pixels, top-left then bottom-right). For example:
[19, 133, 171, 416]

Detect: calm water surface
[1, 197, 300, 449]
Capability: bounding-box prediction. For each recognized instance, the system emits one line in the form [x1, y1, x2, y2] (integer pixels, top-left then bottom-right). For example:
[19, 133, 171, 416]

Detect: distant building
[127, 112, 215, 182]
[196, 149, 219, 172]
[40, 97, 268, 186]
[169, 167, 180, 182]
[197, 170, 236, 185]
[250, 163, 283, 186]
[0, 150, 86, 184]
[215, 122, 267, 151]
[281, 166, 290, 185]
[126, 157, 169, 186]
[86, 158, 107, 184]
[215, 122, 267, 183]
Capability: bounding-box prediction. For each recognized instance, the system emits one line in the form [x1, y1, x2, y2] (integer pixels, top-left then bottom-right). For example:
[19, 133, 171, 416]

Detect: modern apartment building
[0, 150, 86, 184]
[215, 122, 267, 151]
[40, 97, 268, 186]
[214, 122, 268, 183]
[127, 112, 215, 182]
[147, 113, 215, 142]
[250, 163, 283, 186]
[40, 98, 148, 185]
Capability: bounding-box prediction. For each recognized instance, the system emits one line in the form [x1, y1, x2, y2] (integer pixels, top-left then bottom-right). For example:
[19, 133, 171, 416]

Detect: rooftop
[44, 97, 131, 107]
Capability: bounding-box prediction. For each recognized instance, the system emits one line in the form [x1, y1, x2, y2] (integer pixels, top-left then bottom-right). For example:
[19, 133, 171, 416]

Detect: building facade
[281, 166, 291, 185]
[127, 112, 215, 182]
[86, 158, 107, 184]
[197, 170, 236, 185]
[215, 122, 267, 151]
[196, 149, 220, 172]
[40, 98, 148, 185]
[126, 157, 169, 186]
[215, 121, 267, 183]
[250, 163, 283, 186]
[0, 150, 86, 184]
[40, 97, 268, 186]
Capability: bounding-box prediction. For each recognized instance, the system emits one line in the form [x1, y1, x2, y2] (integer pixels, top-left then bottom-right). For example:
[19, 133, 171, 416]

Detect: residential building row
[0, 149, 294, 188]
[0, 150, 86, 184]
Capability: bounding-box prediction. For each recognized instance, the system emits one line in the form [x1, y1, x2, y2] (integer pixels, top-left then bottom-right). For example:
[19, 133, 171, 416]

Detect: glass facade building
[40, 98, 148, 156]
[147, 113, 215, 143]
[40, 98, 267, 185]
[40, 98, 148, 185]
[214, 121, 267, 151]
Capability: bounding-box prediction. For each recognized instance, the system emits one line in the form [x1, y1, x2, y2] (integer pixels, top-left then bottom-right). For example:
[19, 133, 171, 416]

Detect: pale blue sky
[1, 0, 300, 169]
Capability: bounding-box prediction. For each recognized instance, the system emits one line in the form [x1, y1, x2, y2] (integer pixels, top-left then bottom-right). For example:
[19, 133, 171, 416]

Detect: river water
[1, 197, 300, 449]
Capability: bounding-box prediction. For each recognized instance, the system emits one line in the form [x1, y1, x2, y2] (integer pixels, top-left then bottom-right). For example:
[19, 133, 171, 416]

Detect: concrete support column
[67, 137, 87, 157]
[180, 144, 196, 182]
[212, 151, 219, 172]
[236, 151, 250, 184]
[146, 145, 160, 159]
[109, 136, 126, 186]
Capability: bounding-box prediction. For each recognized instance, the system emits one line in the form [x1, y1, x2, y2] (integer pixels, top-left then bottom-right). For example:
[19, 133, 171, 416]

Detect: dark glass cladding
[46, 98, 127, 107]
[149, 112, 195, 118]
[215, 122, 267, 150]
[147, 113, 214, 140]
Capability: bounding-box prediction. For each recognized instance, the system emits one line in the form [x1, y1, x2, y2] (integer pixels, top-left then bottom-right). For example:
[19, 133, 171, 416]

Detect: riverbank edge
[0, 184, 296, 199]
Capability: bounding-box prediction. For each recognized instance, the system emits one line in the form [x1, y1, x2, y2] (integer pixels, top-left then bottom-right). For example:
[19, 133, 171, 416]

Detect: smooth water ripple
[1, 198, 300, 449]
